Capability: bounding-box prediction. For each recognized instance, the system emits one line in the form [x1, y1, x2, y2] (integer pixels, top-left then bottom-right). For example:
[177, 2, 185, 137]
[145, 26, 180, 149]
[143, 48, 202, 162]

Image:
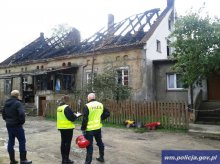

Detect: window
[36, 66, 39, 69]
[23, 77, 28, 91]
[167, 73, 184, 90]
[4, 79, 11, 95]
[123, 55, 128, 60]
[168, 19, 172, 30]
[62, 63, 66, 67]
[86, 72, 97, 84]
[117, 67, 129, 86]
[156, 40, 161, 52]
[168, 12, 174, 31]
[167, 40, 171, 56]
[67, 62, 71, 66]
[116, 56, 120, 61]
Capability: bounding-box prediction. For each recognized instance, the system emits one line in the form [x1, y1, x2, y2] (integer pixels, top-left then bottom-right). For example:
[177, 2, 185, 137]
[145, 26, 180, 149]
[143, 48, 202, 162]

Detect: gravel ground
[0, 115, 220, 164]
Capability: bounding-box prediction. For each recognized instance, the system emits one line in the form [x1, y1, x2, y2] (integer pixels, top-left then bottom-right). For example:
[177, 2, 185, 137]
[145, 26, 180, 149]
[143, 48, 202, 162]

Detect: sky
[0, 0, 219, 63]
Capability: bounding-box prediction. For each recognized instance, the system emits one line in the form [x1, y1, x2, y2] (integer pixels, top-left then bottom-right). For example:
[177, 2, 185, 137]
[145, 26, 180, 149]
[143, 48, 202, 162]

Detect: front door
[39, 96, 46, 116]
[208, 73, 220, 101]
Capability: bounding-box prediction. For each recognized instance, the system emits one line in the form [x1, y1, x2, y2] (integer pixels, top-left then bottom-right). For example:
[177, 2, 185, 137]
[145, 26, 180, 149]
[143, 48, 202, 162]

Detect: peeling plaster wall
[189, 79, 208, 105]
[12, 77, 21, 92]
[0, 48, 145, 103]
[154, 62, 188, 101]
[79, 49, 144, 94]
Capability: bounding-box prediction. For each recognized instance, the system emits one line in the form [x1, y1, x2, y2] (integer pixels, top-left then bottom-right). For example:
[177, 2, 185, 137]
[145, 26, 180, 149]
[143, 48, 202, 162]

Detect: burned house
[0, 0, 187, 115]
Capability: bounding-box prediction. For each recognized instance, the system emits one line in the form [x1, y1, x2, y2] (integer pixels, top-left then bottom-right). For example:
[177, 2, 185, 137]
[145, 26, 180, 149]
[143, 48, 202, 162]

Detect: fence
[43, 100, 189, 129]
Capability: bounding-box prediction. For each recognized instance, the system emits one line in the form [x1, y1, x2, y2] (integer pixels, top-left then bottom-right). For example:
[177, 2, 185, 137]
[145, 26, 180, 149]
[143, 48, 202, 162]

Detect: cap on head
[87, 93, 95, 102]
[11, 90, 20, 98]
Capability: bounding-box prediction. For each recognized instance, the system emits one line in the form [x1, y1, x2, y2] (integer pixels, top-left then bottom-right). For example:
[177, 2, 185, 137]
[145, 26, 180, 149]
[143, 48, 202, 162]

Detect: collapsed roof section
[1, 7, 169, 66]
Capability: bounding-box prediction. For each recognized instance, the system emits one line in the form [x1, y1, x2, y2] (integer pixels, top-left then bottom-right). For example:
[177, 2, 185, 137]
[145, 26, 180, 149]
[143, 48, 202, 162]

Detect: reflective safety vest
[57, 104, 75, 129]
[86, 101, 104, 131]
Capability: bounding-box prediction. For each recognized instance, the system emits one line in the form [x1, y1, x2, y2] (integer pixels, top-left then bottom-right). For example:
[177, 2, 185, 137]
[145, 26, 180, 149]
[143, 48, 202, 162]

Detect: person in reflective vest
[81, 93, 110, 164]
[57, 95, 81, 164]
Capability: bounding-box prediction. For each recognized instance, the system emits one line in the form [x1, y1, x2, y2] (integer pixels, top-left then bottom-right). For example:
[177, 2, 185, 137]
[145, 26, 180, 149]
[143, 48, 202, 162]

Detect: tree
[170, 11, 220, 87]
[86, 65, 132, 101]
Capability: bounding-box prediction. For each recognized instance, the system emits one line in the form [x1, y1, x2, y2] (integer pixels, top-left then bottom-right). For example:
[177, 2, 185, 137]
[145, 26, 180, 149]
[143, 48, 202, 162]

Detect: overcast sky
[0, 0, 219, 62]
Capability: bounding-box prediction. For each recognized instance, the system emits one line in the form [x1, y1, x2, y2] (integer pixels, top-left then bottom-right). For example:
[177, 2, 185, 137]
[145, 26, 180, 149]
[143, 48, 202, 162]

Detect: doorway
[38, 96, 46, 116]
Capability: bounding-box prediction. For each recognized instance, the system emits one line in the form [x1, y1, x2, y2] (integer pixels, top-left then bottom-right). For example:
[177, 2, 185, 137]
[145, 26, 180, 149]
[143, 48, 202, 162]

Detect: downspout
[190, 84, 194, 108]
[81, 63, 88, 90]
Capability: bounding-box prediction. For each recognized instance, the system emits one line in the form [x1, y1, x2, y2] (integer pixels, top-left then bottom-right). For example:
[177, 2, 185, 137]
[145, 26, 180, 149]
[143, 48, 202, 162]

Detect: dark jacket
[2, 96, 25, 127]
[58, 102, 78, 122]
[81, 99, 110, 131]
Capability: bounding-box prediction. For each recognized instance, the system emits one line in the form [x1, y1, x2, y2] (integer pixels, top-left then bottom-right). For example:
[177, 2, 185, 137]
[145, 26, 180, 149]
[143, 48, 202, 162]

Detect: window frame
[85, 69, 97, 85]
[167, 73, 184, 90]
[116, 66, 129, 86]
[156, 40, 161, 52]
[4, 79, 11, 95]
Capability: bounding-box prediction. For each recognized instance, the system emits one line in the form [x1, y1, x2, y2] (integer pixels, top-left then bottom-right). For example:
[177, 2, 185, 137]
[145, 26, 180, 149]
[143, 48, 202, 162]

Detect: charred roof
[1, 2, 173, 66]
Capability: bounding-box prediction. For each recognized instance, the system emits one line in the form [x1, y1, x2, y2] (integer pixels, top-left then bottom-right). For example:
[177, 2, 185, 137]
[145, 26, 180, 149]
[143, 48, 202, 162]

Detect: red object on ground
[75, 135, 90, 148]
[144, 122, 161, 130]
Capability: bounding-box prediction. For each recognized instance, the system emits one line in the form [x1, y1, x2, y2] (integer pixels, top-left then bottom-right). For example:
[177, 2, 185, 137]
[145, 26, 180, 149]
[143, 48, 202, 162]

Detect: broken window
[4, 79, 11, 95]
[36, 69, 75, 92]
[167, 73, 184, 90]
[117, 67, 129, 86]
[22, 76, 34, 103]
[36, 75, 48, 90]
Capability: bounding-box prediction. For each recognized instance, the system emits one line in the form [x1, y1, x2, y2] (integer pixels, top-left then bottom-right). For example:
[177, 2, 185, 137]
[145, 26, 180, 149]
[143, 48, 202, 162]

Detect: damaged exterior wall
[0, 0, 186, 114]
[0, 48, 145, 106]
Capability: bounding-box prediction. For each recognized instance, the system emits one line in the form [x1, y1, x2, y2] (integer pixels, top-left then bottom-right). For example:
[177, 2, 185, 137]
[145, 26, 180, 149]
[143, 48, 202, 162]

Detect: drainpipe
[190, 84, 194, 108]
[81, 63, 88, 90]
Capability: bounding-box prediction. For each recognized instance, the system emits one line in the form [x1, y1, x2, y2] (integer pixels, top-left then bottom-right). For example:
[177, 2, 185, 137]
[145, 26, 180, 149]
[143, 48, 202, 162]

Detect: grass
[45, 116, 187, 133]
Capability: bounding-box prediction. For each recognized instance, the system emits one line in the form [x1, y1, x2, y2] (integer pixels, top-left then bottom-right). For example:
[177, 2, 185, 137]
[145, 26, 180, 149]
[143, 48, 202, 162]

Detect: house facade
[0, 0, 189, 115]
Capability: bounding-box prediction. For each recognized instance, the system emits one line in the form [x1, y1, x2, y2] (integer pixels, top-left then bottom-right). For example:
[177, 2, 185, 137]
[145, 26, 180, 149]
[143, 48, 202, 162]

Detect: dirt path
[0, 116, 220, 164]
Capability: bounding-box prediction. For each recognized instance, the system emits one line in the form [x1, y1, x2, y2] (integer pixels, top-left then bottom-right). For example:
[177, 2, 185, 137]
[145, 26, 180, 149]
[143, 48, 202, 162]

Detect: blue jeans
[7, 126, 26, 153]
[85, 129, 104, 155]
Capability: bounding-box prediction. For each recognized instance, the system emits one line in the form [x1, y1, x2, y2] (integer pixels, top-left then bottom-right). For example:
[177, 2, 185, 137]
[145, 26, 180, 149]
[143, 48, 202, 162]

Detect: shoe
[96, 156, 104, 162]
[20, 151, 32, 164]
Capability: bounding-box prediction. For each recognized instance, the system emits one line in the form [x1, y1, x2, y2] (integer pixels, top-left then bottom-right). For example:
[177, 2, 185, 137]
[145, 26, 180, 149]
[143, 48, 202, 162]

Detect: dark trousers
[59, 129, 73, 158]
[6, 126, 26, 153]
[85, 128, 104, 155]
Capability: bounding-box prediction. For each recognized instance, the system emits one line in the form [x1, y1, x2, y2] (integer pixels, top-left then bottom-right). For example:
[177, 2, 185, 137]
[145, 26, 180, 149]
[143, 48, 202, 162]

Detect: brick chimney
[40, 32, 44, 39]
[108, 14, 114, 35]
[167, 0, 174, 7]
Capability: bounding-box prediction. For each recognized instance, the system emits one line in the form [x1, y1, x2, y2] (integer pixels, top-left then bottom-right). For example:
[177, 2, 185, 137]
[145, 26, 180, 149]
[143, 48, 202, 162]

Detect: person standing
[57, 95, 81, 164]
[81, 93, 110, 164]
[2, 90, 32, 164]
